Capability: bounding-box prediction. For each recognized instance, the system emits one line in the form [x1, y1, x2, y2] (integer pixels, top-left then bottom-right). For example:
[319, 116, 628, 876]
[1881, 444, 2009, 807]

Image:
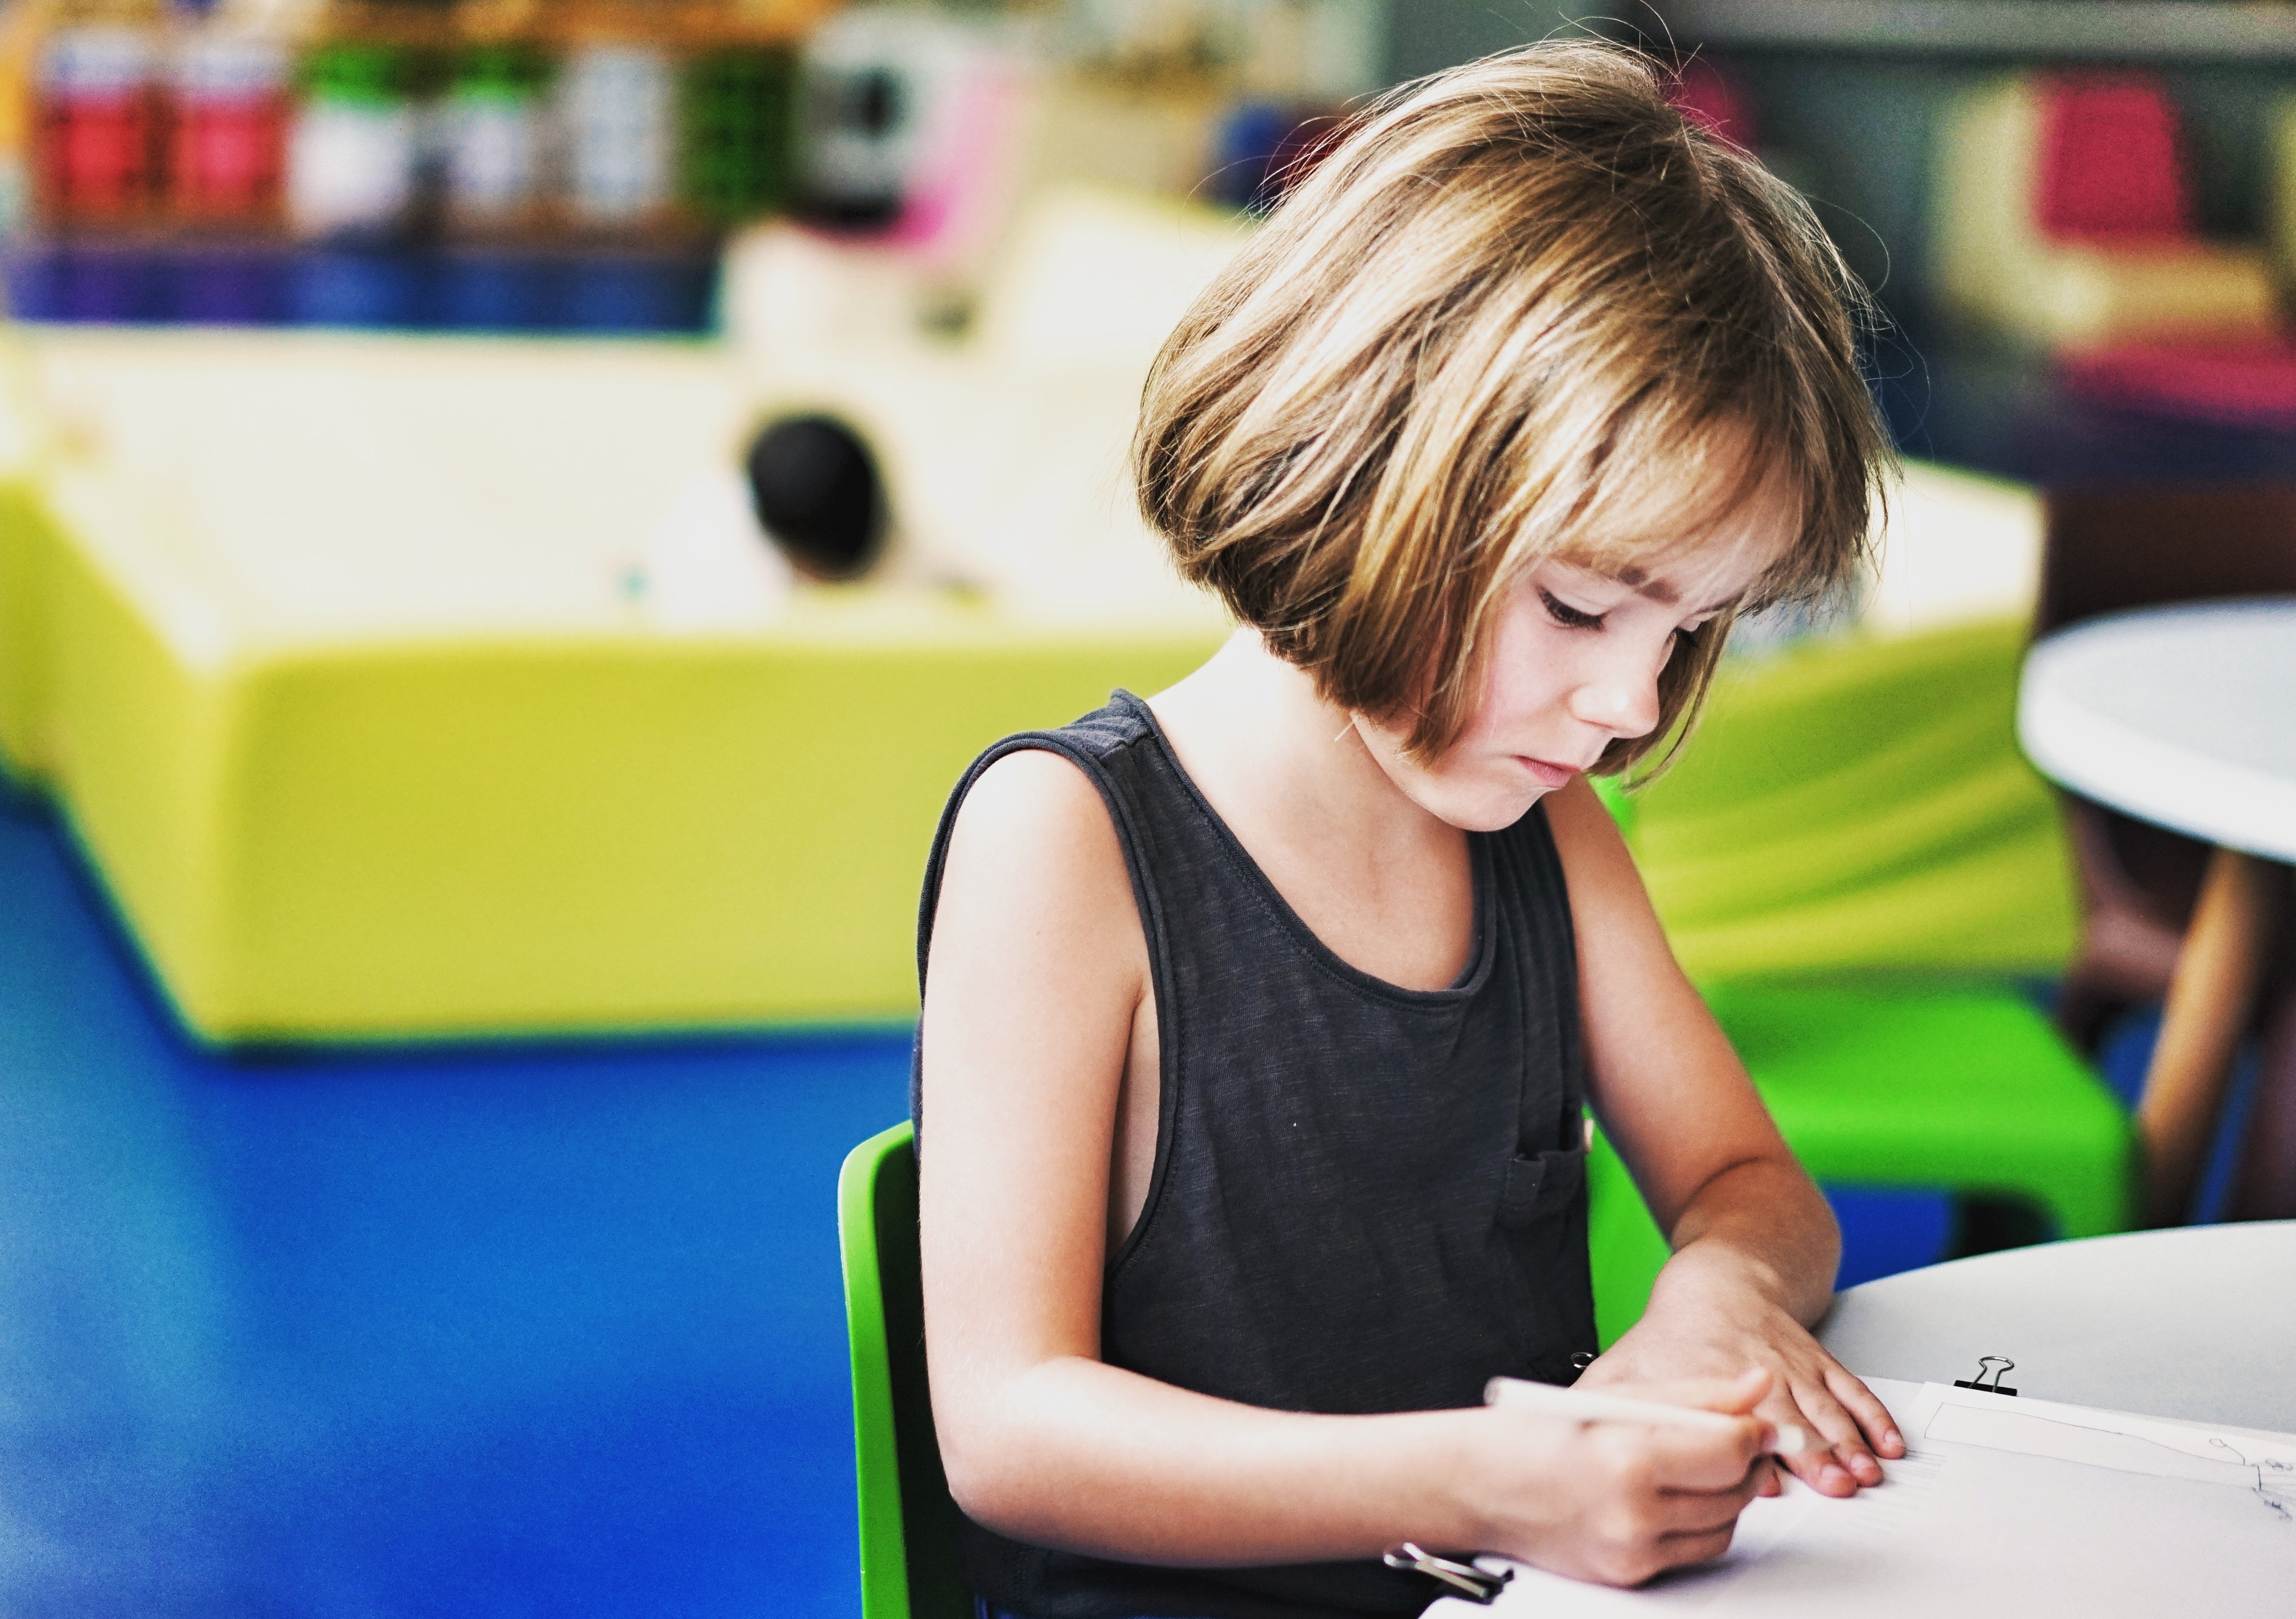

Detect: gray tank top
[914, 692, 1597, 1619]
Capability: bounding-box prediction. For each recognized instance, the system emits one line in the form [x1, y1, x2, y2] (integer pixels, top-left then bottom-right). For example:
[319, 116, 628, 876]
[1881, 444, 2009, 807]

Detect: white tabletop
[1433, 1228, 2296, 1616]
[2018, 598, 2296, 862]
[1820, 1221, 2296, 1432]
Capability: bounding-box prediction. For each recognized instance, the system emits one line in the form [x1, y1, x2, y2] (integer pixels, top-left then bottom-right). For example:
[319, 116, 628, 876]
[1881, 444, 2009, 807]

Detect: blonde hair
[1135, 41, 1893, 772]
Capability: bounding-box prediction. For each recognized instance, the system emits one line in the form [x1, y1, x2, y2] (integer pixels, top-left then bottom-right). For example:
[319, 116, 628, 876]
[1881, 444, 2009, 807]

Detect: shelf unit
[1664, 0, 2296, 62]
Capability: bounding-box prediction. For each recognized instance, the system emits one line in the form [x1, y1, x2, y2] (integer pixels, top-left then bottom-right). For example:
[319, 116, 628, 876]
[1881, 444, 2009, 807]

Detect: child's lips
[1517, 756, 1577, 789]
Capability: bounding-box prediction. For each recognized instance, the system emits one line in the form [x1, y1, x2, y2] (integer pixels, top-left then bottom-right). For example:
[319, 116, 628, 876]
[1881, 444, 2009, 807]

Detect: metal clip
[1382, 1543, 1513, 1604]
[1953, 1354, 2018, 1397]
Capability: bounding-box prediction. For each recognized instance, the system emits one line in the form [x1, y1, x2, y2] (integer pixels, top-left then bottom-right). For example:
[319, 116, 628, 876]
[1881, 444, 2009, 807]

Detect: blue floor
[0, 781, 907, 1617]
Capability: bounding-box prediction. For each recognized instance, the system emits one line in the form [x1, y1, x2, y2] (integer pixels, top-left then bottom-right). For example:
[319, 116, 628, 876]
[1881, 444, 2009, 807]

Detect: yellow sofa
[0, 329, 1222, 1043]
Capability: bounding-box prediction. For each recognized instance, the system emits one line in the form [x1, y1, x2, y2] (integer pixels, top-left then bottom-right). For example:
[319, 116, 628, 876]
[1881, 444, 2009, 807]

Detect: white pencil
[1485, 1375, 1810, 1456]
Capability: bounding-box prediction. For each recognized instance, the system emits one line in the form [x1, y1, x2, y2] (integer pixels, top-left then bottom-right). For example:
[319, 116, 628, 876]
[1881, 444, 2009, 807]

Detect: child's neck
[1148, 630, 1475, 992]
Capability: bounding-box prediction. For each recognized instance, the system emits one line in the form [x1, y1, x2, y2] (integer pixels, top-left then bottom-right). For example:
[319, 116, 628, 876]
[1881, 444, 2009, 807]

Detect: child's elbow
[937, 1431, 998, 1523]
[936, 1433, 1037, 1534]
[935, 1410, 1041, 1537]
[932, 1387, 1084, 1543]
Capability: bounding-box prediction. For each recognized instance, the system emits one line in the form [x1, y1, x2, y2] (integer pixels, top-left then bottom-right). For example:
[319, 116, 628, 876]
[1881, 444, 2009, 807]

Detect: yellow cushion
[0, 330, 1222, 1041]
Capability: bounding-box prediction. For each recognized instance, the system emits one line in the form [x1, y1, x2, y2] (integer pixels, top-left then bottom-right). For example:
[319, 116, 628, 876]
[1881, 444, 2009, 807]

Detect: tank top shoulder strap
[915, 690, 1181, 985]
[1484, 793, 1588, 1123]
[912, 691, 1186, 1132]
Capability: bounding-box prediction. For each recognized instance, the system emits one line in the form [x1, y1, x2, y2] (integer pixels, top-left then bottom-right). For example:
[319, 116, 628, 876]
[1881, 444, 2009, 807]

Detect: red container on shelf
[171, 35, 289, 225]
[37, 25, 162, 224]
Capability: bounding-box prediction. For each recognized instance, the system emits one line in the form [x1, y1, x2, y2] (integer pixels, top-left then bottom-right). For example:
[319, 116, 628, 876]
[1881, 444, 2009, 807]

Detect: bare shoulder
[922, 745, 1148, 1195]
[929, 746, 1145, 997]
[939, 748, 1130, 911]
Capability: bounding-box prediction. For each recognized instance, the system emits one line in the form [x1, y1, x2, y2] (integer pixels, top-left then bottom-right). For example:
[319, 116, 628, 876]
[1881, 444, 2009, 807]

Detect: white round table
[2019, 598, 2296, 863]
[2019, 599, 2296, 1223]
[1820, 1221, 2296, 1432]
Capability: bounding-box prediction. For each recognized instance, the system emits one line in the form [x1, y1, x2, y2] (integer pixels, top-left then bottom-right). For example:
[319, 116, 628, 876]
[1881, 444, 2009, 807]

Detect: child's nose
[1571, 658, 1662, 739]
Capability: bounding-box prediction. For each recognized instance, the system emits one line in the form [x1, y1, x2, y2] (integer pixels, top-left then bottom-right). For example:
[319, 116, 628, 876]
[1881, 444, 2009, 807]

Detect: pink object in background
[2060, 341, 2296, 426]
[881, 53, 1030, 271]
[2035, 75, 2191, 243]
[1670, 57, 1754, 150]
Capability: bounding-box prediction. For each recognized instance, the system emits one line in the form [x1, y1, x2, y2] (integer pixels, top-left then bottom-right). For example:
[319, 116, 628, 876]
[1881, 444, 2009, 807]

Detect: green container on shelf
[679, 46, 798, 224]
[299, 42, 415, 106]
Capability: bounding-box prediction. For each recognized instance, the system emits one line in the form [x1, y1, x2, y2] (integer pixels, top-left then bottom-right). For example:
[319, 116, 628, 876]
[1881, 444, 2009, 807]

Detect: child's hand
[1577, 1257, 1906, 1499]
[1459, 1368, 1775, 1586]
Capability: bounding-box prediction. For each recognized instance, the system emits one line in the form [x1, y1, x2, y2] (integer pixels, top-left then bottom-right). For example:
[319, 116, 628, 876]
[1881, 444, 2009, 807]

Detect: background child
[915, 40, 1903, 1619]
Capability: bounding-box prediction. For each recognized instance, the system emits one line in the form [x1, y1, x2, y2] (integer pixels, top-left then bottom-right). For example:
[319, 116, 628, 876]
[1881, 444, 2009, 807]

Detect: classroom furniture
[1819, 1220, 2296, 1433]
[1876, 310, 2296, 489]
[2, 240, 723, 332]
[837, 1121, 970, 1619]
[1587, 982, 2133, 1344]
[1934, 72, 2277, 350]
[2056, 338, 2296, 428]
[1928, 67, 2296, 427]
[1626, 619, 2079, 982]
[1588, 617, 2131, 1343]
[1855, 460, 2046, 638]
[1444, 1225, 2296, 1616]
[1671, 0, 2296, 59]
[2019, 599, 2296, 1225]
[0, 328, 1222, 1042]
[2034, 487, 2296, 1058]
[726, 186, 1249, 597]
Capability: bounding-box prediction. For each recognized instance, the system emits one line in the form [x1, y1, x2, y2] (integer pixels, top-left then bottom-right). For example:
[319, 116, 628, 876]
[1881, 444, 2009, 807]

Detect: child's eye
[1538, 588, 1605, 631]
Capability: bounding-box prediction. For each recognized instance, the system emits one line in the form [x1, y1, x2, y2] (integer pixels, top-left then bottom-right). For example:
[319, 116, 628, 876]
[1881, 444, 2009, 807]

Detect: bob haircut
[1134, 41, 1894, 773]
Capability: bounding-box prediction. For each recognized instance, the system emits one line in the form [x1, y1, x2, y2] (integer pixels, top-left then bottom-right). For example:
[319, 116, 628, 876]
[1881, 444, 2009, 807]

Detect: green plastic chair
[1588, 618, 2136, 1343]
[1634, 618, 2082, 982]
[838, 1121, 972, 1619]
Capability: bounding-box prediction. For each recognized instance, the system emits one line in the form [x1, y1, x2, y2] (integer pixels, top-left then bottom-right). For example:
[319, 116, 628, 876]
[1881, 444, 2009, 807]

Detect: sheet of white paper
[1916, 1380, 2296, 1511]
[1434, 1376, 2296, 1617]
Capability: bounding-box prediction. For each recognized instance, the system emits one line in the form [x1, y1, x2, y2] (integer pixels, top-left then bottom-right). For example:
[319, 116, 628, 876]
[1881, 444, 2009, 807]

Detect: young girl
[914, 42, 1904, 1619]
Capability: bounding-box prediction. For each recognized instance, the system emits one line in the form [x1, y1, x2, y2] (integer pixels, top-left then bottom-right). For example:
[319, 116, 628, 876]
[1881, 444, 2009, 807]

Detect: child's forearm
[938, 1352, 1771, 1587]
[942, 1354, 1492, 1565]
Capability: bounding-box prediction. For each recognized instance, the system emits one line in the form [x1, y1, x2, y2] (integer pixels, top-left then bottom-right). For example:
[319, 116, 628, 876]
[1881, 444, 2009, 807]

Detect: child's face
[1356, 482, 1794, 833]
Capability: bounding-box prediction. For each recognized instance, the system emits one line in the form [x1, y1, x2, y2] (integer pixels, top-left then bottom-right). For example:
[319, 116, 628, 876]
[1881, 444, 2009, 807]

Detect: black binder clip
[1382, 1543, 1512, 1604]
[1953, 1354, 2018, 1397]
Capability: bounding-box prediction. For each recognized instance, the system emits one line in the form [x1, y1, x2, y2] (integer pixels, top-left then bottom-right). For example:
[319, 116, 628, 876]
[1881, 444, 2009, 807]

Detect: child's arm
[918, 751, 1773, 1586]
[1546, 776, 1907, 1498]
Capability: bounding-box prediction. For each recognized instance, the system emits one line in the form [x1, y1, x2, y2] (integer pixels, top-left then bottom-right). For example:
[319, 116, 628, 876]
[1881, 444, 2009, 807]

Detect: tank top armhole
[911, 723, 1186, 1276]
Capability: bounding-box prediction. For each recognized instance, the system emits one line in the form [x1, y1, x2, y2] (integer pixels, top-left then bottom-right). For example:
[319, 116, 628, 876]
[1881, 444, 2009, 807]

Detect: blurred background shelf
[3, 236, 721, 331]
[1666, 0, 2296, 62]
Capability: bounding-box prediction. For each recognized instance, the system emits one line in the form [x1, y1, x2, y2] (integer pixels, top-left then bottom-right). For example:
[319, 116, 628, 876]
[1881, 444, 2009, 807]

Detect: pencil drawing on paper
[1926, 1397, 2296, 1523]
[2210, 1439, 2295, 1522]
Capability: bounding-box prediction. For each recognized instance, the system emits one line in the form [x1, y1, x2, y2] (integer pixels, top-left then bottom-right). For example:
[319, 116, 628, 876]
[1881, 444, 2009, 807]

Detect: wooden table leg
[2229, 951, 2296, 1221]
[2138, 847, 2282, 1227]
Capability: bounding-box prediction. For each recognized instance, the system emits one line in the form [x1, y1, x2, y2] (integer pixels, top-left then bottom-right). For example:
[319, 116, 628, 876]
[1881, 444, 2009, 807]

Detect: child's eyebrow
[1611, 565, 1739, 615]
[1614, 566, 1677, 604]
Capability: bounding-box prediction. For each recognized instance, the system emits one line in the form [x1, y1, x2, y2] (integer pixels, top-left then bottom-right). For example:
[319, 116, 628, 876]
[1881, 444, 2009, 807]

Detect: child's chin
[1431, 784, 1548, 834]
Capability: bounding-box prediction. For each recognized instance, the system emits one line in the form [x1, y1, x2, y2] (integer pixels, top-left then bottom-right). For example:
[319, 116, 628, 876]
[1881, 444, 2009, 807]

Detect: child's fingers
[1823, 1363, 1905, 1458]
[1639, 1416, 1769, 1492]
[1651, 1523, 1739, 1574]
[1771, 1379, 1881, 1495]
[1650, 1470, 1761, 1537]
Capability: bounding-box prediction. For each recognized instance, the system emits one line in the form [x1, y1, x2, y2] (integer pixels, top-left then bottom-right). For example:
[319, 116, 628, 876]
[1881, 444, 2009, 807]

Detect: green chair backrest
[1627, 617, 2080, 981]
[838, 1121, 973, 1619]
